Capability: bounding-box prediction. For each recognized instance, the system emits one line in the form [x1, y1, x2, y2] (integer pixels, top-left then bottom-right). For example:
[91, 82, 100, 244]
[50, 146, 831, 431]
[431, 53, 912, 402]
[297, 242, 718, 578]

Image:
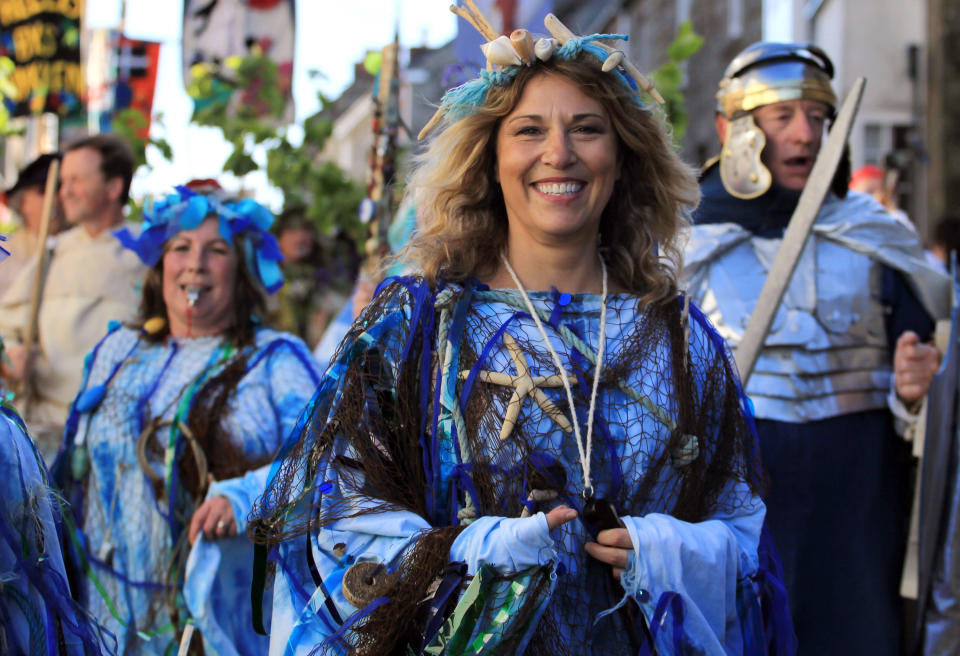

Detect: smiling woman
[52, 186, 322, 655]
[493, 74, 621, 278]
[249, 12, 794, 656]
[161, 220, 239, 337]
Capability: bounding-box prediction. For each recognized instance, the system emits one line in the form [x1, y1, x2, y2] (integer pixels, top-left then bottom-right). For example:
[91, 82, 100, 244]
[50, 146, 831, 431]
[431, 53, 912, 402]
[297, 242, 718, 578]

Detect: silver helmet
[716, 42, 837, 198]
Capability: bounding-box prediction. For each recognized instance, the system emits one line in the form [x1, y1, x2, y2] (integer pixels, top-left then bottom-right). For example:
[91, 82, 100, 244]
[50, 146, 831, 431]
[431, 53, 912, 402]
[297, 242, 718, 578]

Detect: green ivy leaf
[666, 21, 704, 62]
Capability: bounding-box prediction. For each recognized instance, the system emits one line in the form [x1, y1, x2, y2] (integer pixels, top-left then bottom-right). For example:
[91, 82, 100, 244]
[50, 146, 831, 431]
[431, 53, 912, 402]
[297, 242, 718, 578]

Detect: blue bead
[558, 292, 572, 306]
[74, 384, 106, 413]
[637, 588, 650, 602]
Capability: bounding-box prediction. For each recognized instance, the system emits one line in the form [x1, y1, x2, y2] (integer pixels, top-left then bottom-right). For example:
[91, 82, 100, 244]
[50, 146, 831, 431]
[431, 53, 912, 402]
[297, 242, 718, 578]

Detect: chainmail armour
[254, 277, 766, 655]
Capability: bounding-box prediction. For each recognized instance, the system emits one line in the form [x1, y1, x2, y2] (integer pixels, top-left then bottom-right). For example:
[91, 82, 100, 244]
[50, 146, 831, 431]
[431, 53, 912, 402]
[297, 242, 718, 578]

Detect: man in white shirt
[0, 135, 145, 458]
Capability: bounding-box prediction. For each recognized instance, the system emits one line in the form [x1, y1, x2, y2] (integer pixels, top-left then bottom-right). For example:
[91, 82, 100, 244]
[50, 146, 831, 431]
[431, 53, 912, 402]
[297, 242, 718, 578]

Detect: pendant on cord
[582, 493, 623, 538]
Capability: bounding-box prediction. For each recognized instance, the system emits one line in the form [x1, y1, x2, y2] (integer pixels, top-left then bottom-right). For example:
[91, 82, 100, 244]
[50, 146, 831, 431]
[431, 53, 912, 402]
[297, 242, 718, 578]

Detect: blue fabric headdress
[114, 186, 285, 294]
[418, 10, 664, 140]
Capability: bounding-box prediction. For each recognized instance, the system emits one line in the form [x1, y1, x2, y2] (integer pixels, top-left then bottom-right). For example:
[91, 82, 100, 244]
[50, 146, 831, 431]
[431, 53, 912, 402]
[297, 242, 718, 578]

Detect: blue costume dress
[250, 278, 791, 655]
[1, 401, 112, 655]
[685, 165, 949, 654]
[55, 325, 320, 655]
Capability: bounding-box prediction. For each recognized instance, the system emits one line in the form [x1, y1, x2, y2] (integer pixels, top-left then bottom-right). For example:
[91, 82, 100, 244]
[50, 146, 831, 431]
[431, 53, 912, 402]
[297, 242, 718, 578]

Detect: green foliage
[188, 52, 364, 239]
[109, 109, 173, 221]
[110, 108, 173, 171]
[649, 20, 705, 144]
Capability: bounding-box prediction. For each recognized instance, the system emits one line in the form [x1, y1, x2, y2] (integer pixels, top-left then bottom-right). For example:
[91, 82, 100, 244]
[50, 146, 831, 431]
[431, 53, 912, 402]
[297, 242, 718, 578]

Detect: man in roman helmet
[681, 42, 948, 653]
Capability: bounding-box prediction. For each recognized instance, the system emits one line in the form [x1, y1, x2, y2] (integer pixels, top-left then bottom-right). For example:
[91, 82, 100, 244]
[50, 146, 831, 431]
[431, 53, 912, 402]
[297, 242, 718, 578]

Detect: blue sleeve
[260, 334, 323, 447]
[620, 482, 766, 654]
[208, 464, 272, 534]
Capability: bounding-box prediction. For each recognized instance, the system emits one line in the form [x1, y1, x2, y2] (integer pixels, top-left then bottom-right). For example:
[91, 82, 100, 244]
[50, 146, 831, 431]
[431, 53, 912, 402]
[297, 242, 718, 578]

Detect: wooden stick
[18, 158, 58, 411]
[418, 108, 445, 141]
[176, 624, 196, 656]
[543, 13, 665, 104]
[463, 0, 500, 40]
[450, 4, 498, 41]
[543, 13, 576, 43]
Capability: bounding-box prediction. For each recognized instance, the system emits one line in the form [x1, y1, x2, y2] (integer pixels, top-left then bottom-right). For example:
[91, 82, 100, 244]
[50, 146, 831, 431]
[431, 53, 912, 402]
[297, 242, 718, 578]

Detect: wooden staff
[18, 157, 59, 414]
[176, 623, 196, 656]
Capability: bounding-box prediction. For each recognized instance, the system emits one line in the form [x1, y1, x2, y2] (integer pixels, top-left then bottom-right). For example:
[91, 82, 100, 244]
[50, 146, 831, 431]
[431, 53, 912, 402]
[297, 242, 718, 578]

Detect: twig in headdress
[449, 3, 499, 41]
[544, 13, 665, 104]
[418, 107, 445, 141]
[464, 0, 500, 39]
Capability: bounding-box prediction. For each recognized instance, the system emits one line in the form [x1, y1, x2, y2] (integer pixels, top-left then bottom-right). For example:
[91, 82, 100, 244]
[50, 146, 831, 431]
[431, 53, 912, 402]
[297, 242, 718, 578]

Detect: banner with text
[0, 0, 82, 116]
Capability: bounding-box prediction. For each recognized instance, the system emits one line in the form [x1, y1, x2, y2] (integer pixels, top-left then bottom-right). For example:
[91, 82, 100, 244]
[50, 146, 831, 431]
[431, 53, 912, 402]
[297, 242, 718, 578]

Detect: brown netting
[251, 279, 765, 655]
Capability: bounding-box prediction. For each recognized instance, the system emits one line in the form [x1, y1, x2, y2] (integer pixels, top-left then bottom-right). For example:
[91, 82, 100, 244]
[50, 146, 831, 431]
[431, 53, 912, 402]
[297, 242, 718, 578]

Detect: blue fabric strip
[135, 342, 179, 434]
[437, 282, 475, 525]
[458, 312, 523, 409]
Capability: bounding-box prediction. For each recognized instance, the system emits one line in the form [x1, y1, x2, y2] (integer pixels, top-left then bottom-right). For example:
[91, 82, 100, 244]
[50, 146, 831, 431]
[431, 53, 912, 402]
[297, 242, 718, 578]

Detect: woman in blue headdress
[53, 187, 321, 655]
[248, 12, 793, 656]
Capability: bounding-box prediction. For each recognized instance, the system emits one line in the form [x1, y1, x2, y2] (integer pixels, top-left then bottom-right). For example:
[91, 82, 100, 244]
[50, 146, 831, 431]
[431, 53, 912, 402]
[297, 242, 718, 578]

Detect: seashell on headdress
[418, 2, 665, 140]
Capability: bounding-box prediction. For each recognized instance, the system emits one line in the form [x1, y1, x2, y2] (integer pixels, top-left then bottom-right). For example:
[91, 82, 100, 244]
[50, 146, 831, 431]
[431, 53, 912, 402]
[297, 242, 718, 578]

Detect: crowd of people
[0, 9, 957, 656]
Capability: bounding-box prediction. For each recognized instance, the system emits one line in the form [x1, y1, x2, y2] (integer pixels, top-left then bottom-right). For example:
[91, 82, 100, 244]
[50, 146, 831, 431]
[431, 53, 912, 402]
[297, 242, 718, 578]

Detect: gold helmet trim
[719, 76, 837, 118]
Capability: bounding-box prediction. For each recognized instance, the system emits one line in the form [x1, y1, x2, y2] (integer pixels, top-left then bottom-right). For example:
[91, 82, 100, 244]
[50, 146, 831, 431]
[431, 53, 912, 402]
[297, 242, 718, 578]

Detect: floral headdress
[418, 3, 665, 140]
[114, 185, 285, 294]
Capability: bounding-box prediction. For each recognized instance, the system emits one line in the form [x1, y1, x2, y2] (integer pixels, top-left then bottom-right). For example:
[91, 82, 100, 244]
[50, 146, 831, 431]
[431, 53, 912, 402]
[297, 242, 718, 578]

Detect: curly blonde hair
[401, 56, 699, 305]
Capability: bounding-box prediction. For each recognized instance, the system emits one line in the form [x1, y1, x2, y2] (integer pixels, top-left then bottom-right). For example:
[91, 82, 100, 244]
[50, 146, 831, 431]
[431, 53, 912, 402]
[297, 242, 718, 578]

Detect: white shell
[602, 50, 625, 72]
[534, 37, 558, 61]
[481, 35, 522, 67]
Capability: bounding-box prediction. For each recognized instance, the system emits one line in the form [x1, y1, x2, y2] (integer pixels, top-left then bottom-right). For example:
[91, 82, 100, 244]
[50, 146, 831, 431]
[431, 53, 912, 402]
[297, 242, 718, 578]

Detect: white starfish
[460, 333, 576, 440]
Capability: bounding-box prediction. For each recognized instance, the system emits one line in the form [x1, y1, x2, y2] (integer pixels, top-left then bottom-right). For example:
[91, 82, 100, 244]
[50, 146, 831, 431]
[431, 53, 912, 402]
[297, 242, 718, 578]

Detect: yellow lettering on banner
[0, 0, 81, 27]
[9, 59, 81, 102]
[10, 21, 57, 61]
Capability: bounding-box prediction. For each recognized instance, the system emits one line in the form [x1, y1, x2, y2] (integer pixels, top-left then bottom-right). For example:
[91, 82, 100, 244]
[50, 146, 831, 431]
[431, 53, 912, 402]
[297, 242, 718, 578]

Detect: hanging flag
[0, 0, 83, 116]
[182, 0, 296, 122]
[111, 36, 161, 137]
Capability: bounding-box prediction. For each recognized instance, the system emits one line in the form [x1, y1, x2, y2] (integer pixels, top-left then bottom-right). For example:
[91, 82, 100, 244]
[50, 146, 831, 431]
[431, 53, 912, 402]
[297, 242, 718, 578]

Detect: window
[728, 0, 744, 38]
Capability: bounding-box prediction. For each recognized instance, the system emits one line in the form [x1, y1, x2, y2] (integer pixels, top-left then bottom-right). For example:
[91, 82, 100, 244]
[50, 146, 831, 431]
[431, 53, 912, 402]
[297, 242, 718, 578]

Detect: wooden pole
[18, 158, 59, 414]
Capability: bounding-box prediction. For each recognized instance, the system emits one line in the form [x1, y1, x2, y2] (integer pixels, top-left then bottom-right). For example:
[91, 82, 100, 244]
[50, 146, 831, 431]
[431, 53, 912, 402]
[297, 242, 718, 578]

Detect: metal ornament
[733, 76, 867, 384]
[719, 114, 772, 199]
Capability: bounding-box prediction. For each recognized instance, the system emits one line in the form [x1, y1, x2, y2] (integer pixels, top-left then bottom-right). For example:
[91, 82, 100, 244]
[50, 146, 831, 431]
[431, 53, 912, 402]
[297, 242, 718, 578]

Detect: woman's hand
[189, 495, 237, 544]
[584, 528, 633, 579]
[545, 505, 578, 530]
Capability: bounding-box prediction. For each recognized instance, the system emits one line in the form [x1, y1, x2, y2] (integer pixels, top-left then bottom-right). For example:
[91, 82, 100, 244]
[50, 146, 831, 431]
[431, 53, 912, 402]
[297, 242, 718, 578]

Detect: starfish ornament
[460, 333, 576, 440]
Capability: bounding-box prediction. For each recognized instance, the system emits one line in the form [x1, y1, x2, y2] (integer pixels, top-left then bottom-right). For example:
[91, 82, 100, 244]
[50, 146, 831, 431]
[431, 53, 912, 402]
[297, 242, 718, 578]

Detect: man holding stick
[681, 43, 948, 653]
[0, 135, 144, 459]
[0, 154, 65, 291]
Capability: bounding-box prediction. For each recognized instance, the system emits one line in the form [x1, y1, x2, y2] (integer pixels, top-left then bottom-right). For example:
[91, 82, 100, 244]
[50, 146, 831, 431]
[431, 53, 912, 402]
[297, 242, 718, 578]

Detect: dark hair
[137, 232, 267, 347]
[934, 215, 960, 259]
[275, 205, 315, 233]
[64, 134, 135, 204]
